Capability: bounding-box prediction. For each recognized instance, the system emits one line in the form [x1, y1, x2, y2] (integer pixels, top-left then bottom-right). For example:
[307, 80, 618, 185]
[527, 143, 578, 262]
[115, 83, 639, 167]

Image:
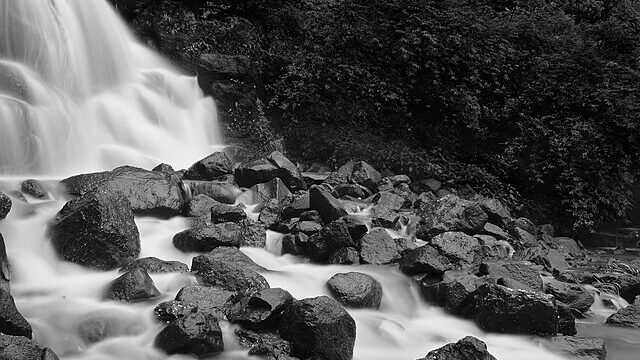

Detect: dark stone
[62, 165, 184, 217]
[0, 234, 9, 292]
[431, 232, 482, 270]
[0, 334, 48, 360]
[335, 184, 371, 199]
[371, 192, 405, 210]
[299, 210, 322, 222]
[183, 152, 232, 180]
[293, 221, 322, 236]
[235, 329, 297, 360]
[282, 192, 310, 219]
[476, 197, 513, 228]
[49, 187, 140, 270]
[0, 289, 32, 338]
[154, 312, 224, 357]
[557, 302, 577, 335]
[152, 163, 175, 174]
[120, 257, 188, 274]
[278, 296, 356, 360]
[305, 220, 355, 262]
[174, 285, 238, 319]
[328, 247, 360, 265]
[173, 222, 243, 252]
[532, 249, 569, 273]
[105, 268, 161, 302]
[399, 245, 452, 276]
[240, 219, 267, 248]
[616, 275, 640, 304]
[183, 180, 237, 204]
[547, 336, 606, 360]
[327, 272, 383, 309]
[371, 205, 400, 229]
[257, 199, 282, 229]
[235, 152, 306, 192]
[341, 215, 368, 241]
[421, 195, 488, 237]
[482, 223, 510, 240]
[154, 300, 198, 323]
[186, 194, 218, 218]
[0, 192, 10, 220]
[514, 217, 536, 234]
[479, 261, 543, 292]
[338, 161, 381, 192]
[247, 178, 292, 205]
[267, 151, 307, 191]
[42, 348, 60, 360]
[418, 336, 497, 360]
[282, 233, 307, 256]
[359, 228, 404, 265]
[20, 179, 47, 199]
[309, 185, 347, 224]
[226, 288, 294, 328]
[461, 284, 559, 335]
[191, 250, 268, 294]
[544, 281, 594, 316]
[420, 272, 489, 314]
[606, 298, 640, 328]
[210, 201, 246, 223]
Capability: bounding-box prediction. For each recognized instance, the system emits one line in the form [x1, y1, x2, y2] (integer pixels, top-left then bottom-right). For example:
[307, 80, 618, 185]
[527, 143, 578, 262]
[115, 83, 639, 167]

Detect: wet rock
[514, 217, 536, 234]
[359, 228, 404, 265]
[606, 298, 640, 328]
[105, 268, 161, 302]
[293, 221, 322, 236]
[235, 151, 306, 192]
[479, 261, 543, 291]
[554, 237, 582, 257]
[173, 222, 243, 252]
[338, 161, 381, 192]
[226, 288, 294, 328]
[20, 179, 47, 199]
[309, 185, 347, 224]
[192, 250, 268, 294]
[532, 248, 569, 273]
[482, 223, 510, 240]
[327, 272, 383, 309]
[511, 227, 537, 246]
[278, 296, 356, 360]
[62, 166, 184, 217]
[0, 289, 32, 338]
[328, 247, 361, 265]
[342, 215, 368, 241]
[544, 281, 594, 316]
[240, 219, 267, 248]
[282, 233, 307, 256]
[183, 180, 237, 204]
[557, 302, 577, 335]
[154, 312, 224, 357]
[210, 201, 246, 223]
[0, 334, 52, 360]
[418, 336, 497, 360]
[174, 285, 238, 319]
[476, 198, 512, 228]
[371, 205, 400, 229]
[399, 245, 452, 276]
[0, 192, 10, 220]
[420, 272, 489, 313]
[186, 194, 218, 218]
[547, 336, 606, 360]
[612, 274, 640, 303]
[183, 152, 232, 181]
[50, 186, 140, 270]
[42, 348, 60, 360]
[235, 328, 298, 360]
[305, 220, 355, 262]
[335, 184, 371, 199]
[299, 210, 322, 222]
[461, 284, 559, 335]
[120, 257, 188, 274]
[282, 192, 310, 219]
[257, 198, 282, 228]
[371, 192, 405, 210]
[431, 232, 482, 270]
[476, 235, 513, 260]
[0, 234, 9, 292]
[154, 300, 198, 323]
[247, 178, 292, 205]
[421, 195, 488, 237]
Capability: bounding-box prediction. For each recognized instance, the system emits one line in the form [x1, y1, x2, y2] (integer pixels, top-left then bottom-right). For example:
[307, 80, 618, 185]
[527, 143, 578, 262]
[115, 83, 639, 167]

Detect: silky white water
[0, 0, 221, 176]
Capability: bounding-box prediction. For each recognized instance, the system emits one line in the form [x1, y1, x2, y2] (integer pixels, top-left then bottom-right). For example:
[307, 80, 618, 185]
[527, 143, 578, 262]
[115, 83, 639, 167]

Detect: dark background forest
[110, 0, 640, 236]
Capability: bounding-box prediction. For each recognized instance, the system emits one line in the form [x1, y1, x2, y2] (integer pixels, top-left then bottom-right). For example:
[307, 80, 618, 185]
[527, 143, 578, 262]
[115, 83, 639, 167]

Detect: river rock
[482, 223, 510, 240]
[154, 312, 224, 357]
[0, 289, 32, 338]
[338, 161, 381, 192]
[359, 228, 404, 265]
[476, 198, 512, 227]
[154, 300, 198, 323]
[305, 219, 355, 262]
[50, 186, 140, 270]
[421, 195, 488, 237]
[282, 233, 307, 256]
[326, 272, 383, 309]
[120, 257, 188, 274]
[278, 296, 356, 360]
[174, 285, 238, 319]
[0, 334, 55, 360]
[173, 222, 243, 252]
[557, 302, 577, 335]
[282, 192, 310, 219]
[547, 336, 606, 360]
[0, 192, 10, 220]
[293, 221, 322, 235]
[240, 219, 267, 248]
[226, 288, 294, 328]
[247, 178, 292, 205]
[210, 201, 246, 223]
[183, 180, 237, 204]
[257, 198, 282, 228]
[183, 152, 232, 180]
[606, 297, 640, 328]
[335, 183, 371, 199]
[479, 261, 543, 291]
[544, 281, 594, 316]
[419, 336, 497, 360]
[235, 151, 306, 191]
[371, 191, 405, 210]
[371, 205, 400, 229]
[186, 194, 218, 218]
[105, 268, 161, 302]
[235, 328, 297, 360]
[192, 250, 268, 294]
[341, 215, 368, 241]
[461, 284, 558, 335]
[431, 232, 483, 270]
[62, 165, 184, 217]
[399, 245, 453, 276]
[421, 272, 489, 313]
[20, 179, 47, 199]
[328, 247, 361, 265]
[309, 185, 347, 224]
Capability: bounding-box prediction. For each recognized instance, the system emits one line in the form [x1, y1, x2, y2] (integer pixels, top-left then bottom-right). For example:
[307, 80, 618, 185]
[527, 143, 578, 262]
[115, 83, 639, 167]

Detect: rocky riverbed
[1, 151, 639, 360]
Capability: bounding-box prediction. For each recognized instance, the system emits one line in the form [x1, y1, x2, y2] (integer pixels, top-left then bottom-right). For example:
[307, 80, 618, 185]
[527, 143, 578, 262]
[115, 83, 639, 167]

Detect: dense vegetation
[115, 0, 640, 234]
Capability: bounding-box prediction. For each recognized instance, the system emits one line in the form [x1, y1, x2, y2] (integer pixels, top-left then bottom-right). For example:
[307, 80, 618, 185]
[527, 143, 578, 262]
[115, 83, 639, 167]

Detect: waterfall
[0, 0, 221, 176]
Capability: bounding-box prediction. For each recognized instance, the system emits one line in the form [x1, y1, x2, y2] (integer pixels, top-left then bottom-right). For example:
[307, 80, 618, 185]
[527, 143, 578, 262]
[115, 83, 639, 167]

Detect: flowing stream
[0, 1, 637, 360]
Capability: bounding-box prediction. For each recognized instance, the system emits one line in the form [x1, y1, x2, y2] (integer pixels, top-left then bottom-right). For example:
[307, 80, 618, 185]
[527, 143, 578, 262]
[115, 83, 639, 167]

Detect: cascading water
[0, 0, 221, 176]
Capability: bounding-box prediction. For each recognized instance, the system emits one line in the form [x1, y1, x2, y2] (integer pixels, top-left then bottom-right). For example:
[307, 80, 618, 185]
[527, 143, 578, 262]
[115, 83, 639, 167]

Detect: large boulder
[173, 222, 243, 252]
[246, 178, 292, 205]
[191, 249, 268, 294]
[326, 272, 383, 309]
[476, 197, 513, 228]
[278, 296, 356, 360]
[235, 151, 307, 192]
[606, 297, 640, 328]
[359, 228, 405, 265]
[399, 245, 453, 276]
[420, 272, 489, 314]
[430, 232, 483, 270]
[461, 284, 559, 335]
[418, 336, 497, 360]
[338, 161, 381, 192]
[174, 285, 238, 319]
[0, 289, 32, 338]
[154, 312, 224, 357]
[120, 257, 188, 274]
[185, 194, 218, 218]
[183, 180, 237, 204]
[309, 185, 347, 224]
[547, 336, 606, 360]
[328, 247, 360, 265]
[210, 201, 246, 224]
[544, 281, 594, 316]
[226, 288, 294, 328]
[183, 152, 233, 181]
[479, 261, 543, 292]
[420, 195, 488, 237]
[104, 268, 161, 302]
[49, 187, 140, 270]
[305, 220, 355, 262]
[62, 166, 184, 217]
[0, 192, 10, 220]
